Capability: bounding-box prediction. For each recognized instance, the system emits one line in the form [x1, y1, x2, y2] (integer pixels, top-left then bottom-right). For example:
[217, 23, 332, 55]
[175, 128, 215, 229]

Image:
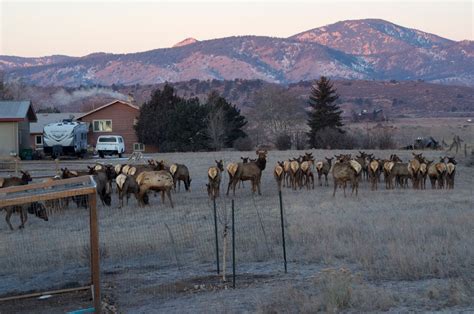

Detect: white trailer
[43, 120, 88, 158]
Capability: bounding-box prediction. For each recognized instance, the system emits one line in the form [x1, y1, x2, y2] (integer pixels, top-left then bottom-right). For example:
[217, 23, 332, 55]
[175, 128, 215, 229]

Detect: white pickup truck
[96, 135, 125, 158]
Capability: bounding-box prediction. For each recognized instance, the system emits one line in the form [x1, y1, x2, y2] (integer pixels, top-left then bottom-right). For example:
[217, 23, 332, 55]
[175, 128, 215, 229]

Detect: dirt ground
[1, 148, 473, 313]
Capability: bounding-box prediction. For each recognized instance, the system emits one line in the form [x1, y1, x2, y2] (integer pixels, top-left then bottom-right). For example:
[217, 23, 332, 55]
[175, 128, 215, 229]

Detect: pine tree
[307, 76, 343, 148]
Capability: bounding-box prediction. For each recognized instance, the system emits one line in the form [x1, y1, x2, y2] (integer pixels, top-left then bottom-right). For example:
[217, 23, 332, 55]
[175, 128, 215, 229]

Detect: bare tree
[250, 85, 306, 143]
[207, 107, 226, 151]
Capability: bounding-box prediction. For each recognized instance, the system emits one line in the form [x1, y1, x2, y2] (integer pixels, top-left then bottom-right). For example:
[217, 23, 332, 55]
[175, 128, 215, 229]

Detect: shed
[0, 101, 37, 157]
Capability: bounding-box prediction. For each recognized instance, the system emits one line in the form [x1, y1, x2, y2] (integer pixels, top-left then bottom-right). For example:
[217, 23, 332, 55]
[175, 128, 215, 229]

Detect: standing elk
[274, 161, 285, 191]
[136, 170, 174, 207]
[445, 157, 457, 189]
[115, 174, 142, 207]
[3, 202, 48, 230]
[316, 157, 333, 186]
[228, 150, 267, 196]
[289, 158, 301, 190]
[332, 155, 359, 197]
[355, 151, 369, 181]
[299, 160, 314, 189]
[283, 160, 291, 188]
[0, 171, 32, 188]
[408, 153, 424, 189]
[391, 162, 411, 188]
[368, 158, 380, 191]
[208, 160, 224, 199]
[170, 164, 191, 192]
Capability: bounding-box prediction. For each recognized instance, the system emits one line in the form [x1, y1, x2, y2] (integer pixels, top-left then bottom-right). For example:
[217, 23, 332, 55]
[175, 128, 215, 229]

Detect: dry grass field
[0, 149, 473, 313]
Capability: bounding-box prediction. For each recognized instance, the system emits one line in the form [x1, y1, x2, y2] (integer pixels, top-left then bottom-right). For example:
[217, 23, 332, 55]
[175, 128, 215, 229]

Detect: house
[30, 113, 81, 150]
[0, 101, 37, 157]
[77, 100, 157, 153]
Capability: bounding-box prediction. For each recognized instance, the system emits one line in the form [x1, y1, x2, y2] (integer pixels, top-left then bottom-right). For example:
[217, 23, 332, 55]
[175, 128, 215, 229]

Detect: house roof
[0, 100, 37, 122]
[30, 112, 82, 133]
[77, 100, 139, 120]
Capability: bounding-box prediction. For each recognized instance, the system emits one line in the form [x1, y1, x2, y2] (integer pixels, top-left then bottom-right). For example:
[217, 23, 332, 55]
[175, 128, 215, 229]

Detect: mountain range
[1, 19, 473, 87]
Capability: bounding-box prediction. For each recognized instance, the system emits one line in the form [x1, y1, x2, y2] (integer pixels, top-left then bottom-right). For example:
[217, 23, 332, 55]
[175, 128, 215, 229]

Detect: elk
[408, 153, 423, 189]
[289, 158, 301, 190]
[136, 171, 174, 207]
[445, 157, 457, 189]
[0, 171, 32, 188]
[433, 157, 448, 189]
[229, 150, 267, 196]
[60, 168, 89, 179]
[95, 171, 112, 206]
[316, 157, 333, 186]
[391, 162, 411, 188]
[274, 161, 285, 191]
[115, 174, 141, 208]
[283, 160, 291, 187]
[332, 156, 359, 197]
[299, 160, 314, 189]
[368, 158, 380, 190]
[226, 162, 239, 195]
[418, 159, 432, 190]
[355, 151, 369, 181]
[169, 164, 191, 192]
[208, 160, 224, 199]
[4, 202, 48, 230]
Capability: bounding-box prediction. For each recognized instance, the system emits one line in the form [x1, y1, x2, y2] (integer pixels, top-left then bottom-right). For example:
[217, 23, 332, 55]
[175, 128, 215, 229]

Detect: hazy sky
[0, 0, 472, 57]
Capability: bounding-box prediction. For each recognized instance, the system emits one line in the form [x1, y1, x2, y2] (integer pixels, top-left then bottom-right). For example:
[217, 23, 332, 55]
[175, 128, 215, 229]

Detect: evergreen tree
[135, 84, 209, 152]
[206, 91, 247, 148]
[307, 76, 344, 147]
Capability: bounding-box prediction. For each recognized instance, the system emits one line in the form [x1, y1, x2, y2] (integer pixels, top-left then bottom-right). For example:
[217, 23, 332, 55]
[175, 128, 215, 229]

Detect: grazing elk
[316, 157, 333, 186]
[332, 155, 359, 197]
[3, 202, 48, 230]
[115, 174, 141, 208]
[445, 157, 457, 189]
[136, 170, 174, 207]
[95, 171, 112, 206]
[228, 150, 267, 196]
[274, 161, 285, 191]
[208, 160, 224, 199]
[0, 171, 32, 188]
[170, 164, 191, 192]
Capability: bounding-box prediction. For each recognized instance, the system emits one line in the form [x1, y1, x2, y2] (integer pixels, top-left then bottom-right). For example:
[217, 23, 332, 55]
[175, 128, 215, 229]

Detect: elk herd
[0, 149, 460, 230]
[272, 151, 457, 197]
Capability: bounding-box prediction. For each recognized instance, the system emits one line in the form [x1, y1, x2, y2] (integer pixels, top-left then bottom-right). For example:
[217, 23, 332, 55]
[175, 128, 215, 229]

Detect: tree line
[134, 84, 248, 152]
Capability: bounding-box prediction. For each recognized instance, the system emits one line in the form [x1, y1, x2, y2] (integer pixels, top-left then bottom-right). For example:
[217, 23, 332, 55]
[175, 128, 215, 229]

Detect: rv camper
[43, 120, 88, 158]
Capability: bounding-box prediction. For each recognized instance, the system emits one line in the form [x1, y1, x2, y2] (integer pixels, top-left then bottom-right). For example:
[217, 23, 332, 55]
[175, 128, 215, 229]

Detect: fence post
[279, 191, 288, 273]
[231, 199, 236, 289]
[89, 193, 101, 313]
[213, 198, 220, 274]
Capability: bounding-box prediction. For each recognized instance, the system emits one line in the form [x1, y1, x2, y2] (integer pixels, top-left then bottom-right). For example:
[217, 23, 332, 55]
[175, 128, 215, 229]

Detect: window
[98, 136, 117, 143]
[118, 137, 123, 143]
[133, 143, 145, 152]
[93, 120, 112, 132]
[35, 135, 43, 146]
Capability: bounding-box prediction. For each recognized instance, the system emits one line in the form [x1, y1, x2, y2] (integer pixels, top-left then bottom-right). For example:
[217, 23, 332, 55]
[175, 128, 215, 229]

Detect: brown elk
[316, 157, 333, 186]
[283, 160, 291, 187]
[391, 162, 411, 188]
[418, 158, 432, 190]
[408, 153, 424, 189]
[228, 150, 267, 196]
[226, 162, 239, 195]
[274, 161, 285, 191]
[332, 156, 359, 197]
[299, 160, 314, 189]
[4, 202, 48, 230]
[289, 158, 301, 190]
[368, 158, 380, 190]
[445, 157, 457, 189]
[115, 174, 141, 208]
[208, 160, 224, 199]
[0, 171, 32, 188]
[136, 170, 174, 207]
[355, 151, 369, 181]
[170, 164, 191, 192]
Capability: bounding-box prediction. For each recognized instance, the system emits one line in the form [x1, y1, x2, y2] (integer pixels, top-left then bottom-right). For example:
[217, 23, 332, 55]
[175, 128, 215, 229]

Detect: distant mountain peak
[172, 38, 199, 48]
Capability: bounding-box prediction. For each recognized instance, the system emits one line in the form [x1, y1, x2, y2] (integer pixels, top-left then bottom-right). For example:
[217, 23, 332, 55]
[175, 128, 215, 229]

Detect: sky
[0, 0, 472, 57]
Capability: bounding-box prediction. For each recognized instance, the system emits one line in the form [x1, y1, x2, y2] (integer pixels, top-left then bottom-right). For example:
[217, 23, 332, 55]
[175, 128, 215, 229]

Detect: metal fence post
[89, 193, 101, 313]
[213, 198, 220, 274]
[232, 199, 236, 288]
[279, 190, 288, 273]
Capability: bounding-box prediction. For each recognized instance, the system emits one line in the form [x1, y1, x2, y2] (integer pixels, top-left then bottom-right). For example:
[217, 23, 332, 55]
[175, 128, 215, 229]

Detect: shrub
[233, 136, 254, 151]
[275, 133, 292, 150]
[312, 128, 356, 149]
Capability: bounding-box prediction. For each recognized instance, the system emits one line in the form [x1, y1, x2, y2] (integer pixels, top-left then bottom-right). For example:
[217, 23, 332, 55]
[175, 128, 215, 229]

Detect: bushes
[233, 137, 254, 151]
[275, 133, 292, 150]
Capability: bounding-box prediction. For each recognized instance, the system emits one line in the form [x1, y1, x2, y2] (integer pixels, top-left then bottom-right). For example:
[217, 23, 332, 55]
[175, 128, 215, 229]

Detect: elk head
[20, 171, 32, 183]
[215, 160, 224, 171]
